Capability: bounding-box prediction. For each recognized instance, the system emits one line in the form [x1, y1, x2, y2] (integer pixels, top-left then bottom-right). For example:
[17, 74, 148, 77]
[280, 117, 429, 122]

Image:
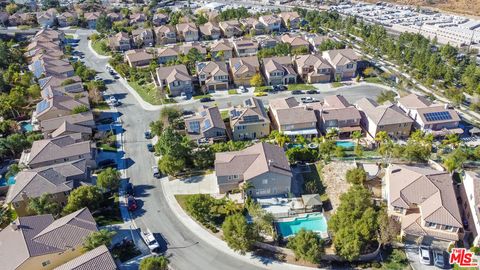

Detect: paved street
[75, 29, 386, 270]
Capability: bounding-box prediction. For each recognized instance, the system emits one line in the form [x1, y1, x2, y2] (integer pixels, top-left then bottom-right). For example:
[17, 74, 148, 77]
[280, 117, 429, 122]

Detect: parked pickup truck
[301, 97, 319, 103]
[141, 228, 160, 252]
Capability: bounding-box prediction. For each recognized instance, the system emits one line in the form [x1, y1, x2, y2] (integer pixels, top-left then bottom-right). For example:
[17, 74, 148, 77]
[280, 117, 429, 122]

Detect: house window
[346, 63, 354, 69]
[42, 261, 51, 267]
[262, 179, 268, 184]
[393, 206, 403, 213]
[445, 225, 453, 231]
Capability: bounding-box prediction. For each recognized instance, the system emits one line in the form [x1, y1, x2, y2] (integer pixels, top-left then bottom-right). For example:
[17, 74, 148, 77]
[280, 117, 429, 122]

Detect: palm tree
[326, 128, 339, 140]
[274, 132, 290, 147]
[350, 130, 362, 145]
[374, 131, 389, 146]
[222, 199, 239, 215]
[442, 133, 461, 148]
[241, 182, 255, 199]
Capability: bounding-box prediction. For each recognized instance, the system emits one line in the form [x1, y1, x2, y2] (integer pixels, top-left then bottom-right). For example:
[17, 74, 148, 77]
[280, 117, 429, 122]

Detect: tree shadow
[132, 184, 155, 198]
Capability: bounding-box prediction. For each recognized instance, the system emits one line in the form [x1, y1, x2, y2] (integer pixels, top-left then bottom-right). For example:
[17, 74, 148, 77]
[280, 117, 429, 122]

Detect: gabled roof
[210, 39, 233, 52]
[215, 142, 292, 181]
[324, 48, 359, 66]
[294, 54, 332, 70]
[35, 95, 90, 118]
[40, 112, 95, 133]
[51, 121, 93, 137]
[398, 93, 432, 109]
[175, 42, 207, 55]
[54, 245, 117, 270]
[125, 50, 155, 63]
[230, 97, 270, 127]
[263, 56, 295, 75]
[269, 97, 317, 125]
[355, 97, 413, 126]
[197, 61, 228, 77]
[27, 135, 93, 166]
[156, 65, 191, 84]
[281, 34, 309, 47]
[157, 47, 179, 57]
[176, 22, 197, 33]
[229, 56, 260, 76]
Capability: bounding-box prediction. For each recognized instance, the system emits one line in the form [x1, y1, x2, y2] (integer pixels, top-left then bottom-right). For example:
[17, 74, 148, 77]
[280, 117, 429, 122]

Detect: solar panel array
[424, 111, 452, 122]
[204, 119, 211, 129]
[36, 100, 50, 113]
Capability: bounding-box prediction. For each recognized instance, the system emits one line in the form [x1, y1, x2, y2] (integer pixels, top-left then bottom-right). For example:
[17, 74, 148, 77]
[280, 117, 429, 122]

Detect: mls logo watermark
[449, 248, 478, 268]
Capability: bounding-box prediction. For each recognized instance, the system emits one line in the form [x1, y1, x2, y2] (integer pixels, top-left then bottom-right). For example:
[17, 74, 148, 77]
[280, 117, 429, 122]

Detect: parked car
[180, 92, 188, 100]
[433, 250, 450, 269]
[274, 85, 287, 91]
[291, 90, 304, 95]
[144, 131, 152, 139]
[239, 86, 248, 93]
[200, 97, 213, 102]
[127, 195, 137, 211]
[147, 143, 154, 152]
[126, 183, 134, 196]
[141, 229, 160, 252]
[108, 96, 119, 106]
[152, 166, 161, 178]
[306, 89, 318, 94]
[183, 110, 194, 116]
[419, 246, 432, 265]
[98, 159, 117, 169]
[301, 96, 319, 103]
[254, 92, 267, 97]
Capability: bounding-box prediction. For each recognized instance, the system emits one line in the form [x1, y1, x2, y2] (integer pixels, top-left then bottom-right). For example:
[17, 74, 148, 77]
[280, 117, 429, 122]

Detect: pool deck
[276, 213, 329, 239]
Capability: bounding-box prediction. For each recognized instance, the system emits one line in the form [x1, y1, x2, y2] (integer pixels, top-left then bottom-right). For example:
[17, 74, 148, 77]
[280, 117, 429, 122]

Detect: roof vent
[392, 168, 401, 173]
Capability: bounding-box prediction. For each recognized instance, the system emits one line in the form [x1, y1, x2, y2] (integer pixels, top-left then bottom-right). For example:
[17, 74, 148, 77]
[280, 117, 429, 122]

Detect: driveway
[165, 174, 219, 195]
[404, 241, 438, 270]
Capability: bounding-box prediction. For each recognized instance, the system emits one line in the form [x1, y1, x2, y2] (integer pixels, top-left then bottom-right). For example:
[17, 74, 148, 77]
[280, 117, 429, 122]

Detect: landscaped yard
[287, 84, 316, 91]
[91, 101, 110, 111]
[302, 164, 329, 203]
[91, 39, 109, 56]
[254, 86, 272, 92]
[364, 76, 384, 84]
[331, 82, 344, 88]
[129, 81, 163, 105]
[193, 94, 212, 100]
[228, 89, 238, 95]
[93, 193, 123, 226]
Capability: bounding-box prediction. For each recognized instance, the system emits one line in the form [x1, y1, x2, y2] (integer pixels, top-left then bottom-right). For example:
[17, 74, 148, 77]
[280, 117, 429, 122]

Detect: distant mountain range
[360, 0, 480, 17]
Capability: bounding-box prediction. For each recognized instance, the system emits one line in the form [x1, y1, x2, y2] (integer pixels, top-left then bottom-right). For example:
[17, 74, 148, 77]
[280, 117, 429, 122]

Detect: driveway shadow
[180, 175, 208, 184]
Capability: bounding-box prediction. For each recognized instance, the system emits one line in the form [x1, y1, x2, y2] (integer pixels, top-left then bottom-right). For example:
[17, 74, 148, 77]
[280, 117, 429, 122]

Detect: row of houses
[0, 9, 100, 28]
[183, 92, 462, 144]
[144, 47, 360, 96]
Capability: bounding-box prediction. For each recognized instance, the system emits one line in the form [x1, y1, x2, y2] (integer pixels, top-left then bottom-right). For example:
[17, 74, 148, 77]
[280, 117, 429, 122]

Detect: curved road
[75, 29, 385, 270]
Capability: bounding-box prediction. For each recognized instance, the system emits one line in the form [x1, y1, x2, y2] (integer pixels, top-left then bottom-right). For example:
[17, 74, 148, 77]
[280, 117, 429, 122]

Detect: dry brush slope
[359, 0, 480, 17]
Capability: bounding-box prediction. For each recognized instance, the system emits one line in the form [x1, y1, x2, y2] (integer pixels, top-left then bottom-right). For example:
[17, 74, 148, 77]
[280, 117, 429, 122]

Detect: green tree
[376, 91, 397, 104]
[5, 3, 18, 15]
[377, 207, 401, 245]
[72, 105, 90, 114]
[158, 154, 185, 176]
[222, 213, 256, 255]
[63, 186, 103, 214]
[270, 131, 290, 147]
[192, 145, 214, 169]
[82, 229, 116, 252]
[96, 13, 112, 33]
[334, 146, 345, 158]
[250, 73, 263, 87]
[195, 13, 208, 26]
[149, 120, 164, 137]
[139, 256, 169, 270]
[319, 139, 336, 161]
[350, 130, 362, 144]
[27, 84, 41, 99]
[287, 228, 324, 264]
[345, 167, 367, 185]
[27, 194, 62, 218]
[159, 106, 182, 124]
[442, 133, 461, 148]
[96, 168, 121, 191]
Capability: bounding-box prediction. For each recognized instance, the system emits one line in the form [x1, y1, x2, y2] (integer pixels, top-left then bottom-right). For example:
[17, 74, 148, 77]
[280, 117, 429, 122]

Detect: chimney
[11, 221, 18, 231]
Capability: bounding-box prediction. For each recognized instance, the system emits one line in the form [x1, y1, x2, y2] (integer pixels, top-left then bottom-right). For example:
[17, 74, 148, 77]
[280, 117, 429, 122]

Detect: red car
[127, 195, 137, 211]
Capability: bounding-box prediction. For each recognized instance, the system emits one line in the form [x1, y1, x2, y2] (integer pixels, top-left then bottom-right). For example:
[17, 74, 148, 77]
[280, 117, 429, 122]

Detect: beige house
[0, 208, 98, 270]
[316, 95, 362, 137]
[240, 18, 266, 35]
[228, 56, 260, 87]
[184, 106, 227, 143]
[5, 159, 89, 216]
[322, 49, 359, 80]
[34, 95, 90, 122]
[175, 42, 207, 58]
[355, 98, 413, 139]
[53, 245, 117, 270]
[155, 65, 193, 96]
[294, 54, 333, 83]
[40, 112, 95, 139]
[386, 164, 463, 242]
[152, 13, 168, 26]
[278, 11, 301, 29]
[210, 39, 234, 61]
[131, 28, 154, 47]
[156, 47, 179, 64]
[215, 142, 292, 197]
[233, 39, 259, 57]
[269, 97, 318, 139]
[461, 171, 480, 246]
[259, 14, 282, 32]
[262, 56, 297, 86]
[154, 25, 177, 45]
[199, 22, 221, 40]
[219, 20, 243, 38]
[129, 13, 147, 25]
[125, 49, 155, 67]
[57, 11, 77, 27]
[398, 93, 462, 137]
[281, 34, 310, 52]
[229, 97, 270, 140]
[108, 32, 131, 52]
[176, 22, 199, 42]
[23, 135, 96, 169]
[196, 61, 229, 91]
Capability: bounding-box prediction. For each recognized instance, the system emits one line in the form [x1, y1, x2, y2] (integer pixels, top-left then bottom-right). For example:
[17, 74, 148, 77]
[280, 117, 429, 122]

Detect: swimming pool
[0, 176, 16, 186]
[287, 143, 304, 149]
[336, 141, 355, 149]
[20, 122, 33, 132]
[276, 214, 328, 237]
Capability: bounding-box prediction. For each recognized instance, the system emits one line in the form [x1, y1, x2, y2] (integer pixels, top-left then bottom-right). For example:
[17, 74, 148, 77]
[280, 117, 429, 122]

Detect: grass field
[193, 94, 212, 100]
[254, 86, 272, 92]
[331, 82, 344, 88]
[91, 39, 109, 56]
[287, 84, 316, 91]
[129, 81, 163, 105]
[228, 89, 238, 95]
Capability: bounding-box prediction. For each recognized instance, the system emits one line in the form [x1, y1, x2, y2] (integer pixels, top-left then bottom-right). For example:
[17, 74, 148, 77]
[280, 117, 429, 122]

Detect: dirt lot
[320, 161, 357, 212]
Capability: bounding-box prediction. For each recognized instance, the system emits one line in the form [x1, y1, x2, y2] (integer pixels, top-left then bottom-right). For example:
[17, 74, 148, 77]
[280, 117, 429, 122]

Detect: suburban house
[33, 95, 90, 122]
[219, 20, 243, 38]
[5, 159, 89, 216]
[0, 208, 98, 270]
[155, 65, 193, 96]
[36, 8, 57, 28]
[175, 42, 207, 58]
[108, 32, 131, 52]
[262, 56, 297, 85]
[386, 164, 463, 242]
[107, 12, 123, 22]
[176, 22, 199, 42]
[125, 49, 155, 68]
[54, 245, 117, 270]
[240, 18, 266, 35]
[228, 56, 260, 87]
[153, 13, 168, 26]
[355, 98, 413, 139]
[196, 61, 230, 91]
[294, 54, 333, 83]
[398, 93, 462, 137]
[57, 11, 77, 27]
[156, 47, 179, 64]
[269, 97, 318, 139]
[255, 36, 279, 49]
[278, 11, 301, 29]
[30, 58, 75, 79]
[199, 22, 221, 40]
[461, 171, 480, 246]
[154, 25, 177, 45]
[39, 112, 95, 139]
[38, 76, 82, 92]
[229, 97, 270, 140]
[215, 142, 292, 197]
[259, 14, 282, 32]
[131, 28, 154, 47]
[184, 106, 227, 143]
[322, 49, 360, 80]
[316, 95, 362, 137]
[22, 135, 96, 169]
[84, 12, 100, 29]
[307, 34, 329, 52]
[209, 39, 234, 61]
[233, 39, 259, 57]
[41, 82, 84, 99]
[129, 13, 147, 25]
[281, 34, 310, 52]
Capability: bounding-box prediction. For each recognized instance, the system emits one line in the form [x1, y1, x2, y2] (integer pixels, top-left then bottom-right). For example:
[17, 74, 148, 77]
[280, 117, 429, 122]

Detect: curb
[87, 39, 112, 59]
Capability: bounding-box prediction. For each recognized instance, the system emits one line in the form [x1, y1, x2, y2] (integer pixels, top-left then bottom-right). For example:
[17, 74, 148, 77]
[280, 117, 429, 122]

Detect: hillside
[360, 0, 480, 17]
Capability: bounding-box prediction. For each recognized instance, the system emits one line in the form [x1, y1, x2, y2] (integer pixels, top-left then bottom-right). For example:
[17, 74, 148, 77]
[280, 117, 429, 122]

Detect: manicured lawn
[129, 81, 163, 105]
[98, 143, 118, 152]
[93, 194, 123, 226]
[92, 101, 110, 111]
[91, 39, 109, 56]
[175, 194, 191, 210]
[331, 82, 344, 88]
[228, 89, 238, 95]
[254, 86, 272, 92]
[65, 34, 74, 39]
[364, 76, 384, 84]
[287, 84, 316, 91]
[193, 94, 212, 100]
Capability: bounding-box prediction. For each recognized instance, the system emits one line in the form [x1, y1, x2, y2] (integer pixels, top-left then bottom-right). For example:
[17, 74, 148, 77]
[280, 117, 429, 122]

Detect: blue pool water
[20, 122, 33, 132]
[336, 141, 355, 149]
[276, 214, 328, 237]
[287, 143, 304, 149]
[0, 176, 16, 186]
